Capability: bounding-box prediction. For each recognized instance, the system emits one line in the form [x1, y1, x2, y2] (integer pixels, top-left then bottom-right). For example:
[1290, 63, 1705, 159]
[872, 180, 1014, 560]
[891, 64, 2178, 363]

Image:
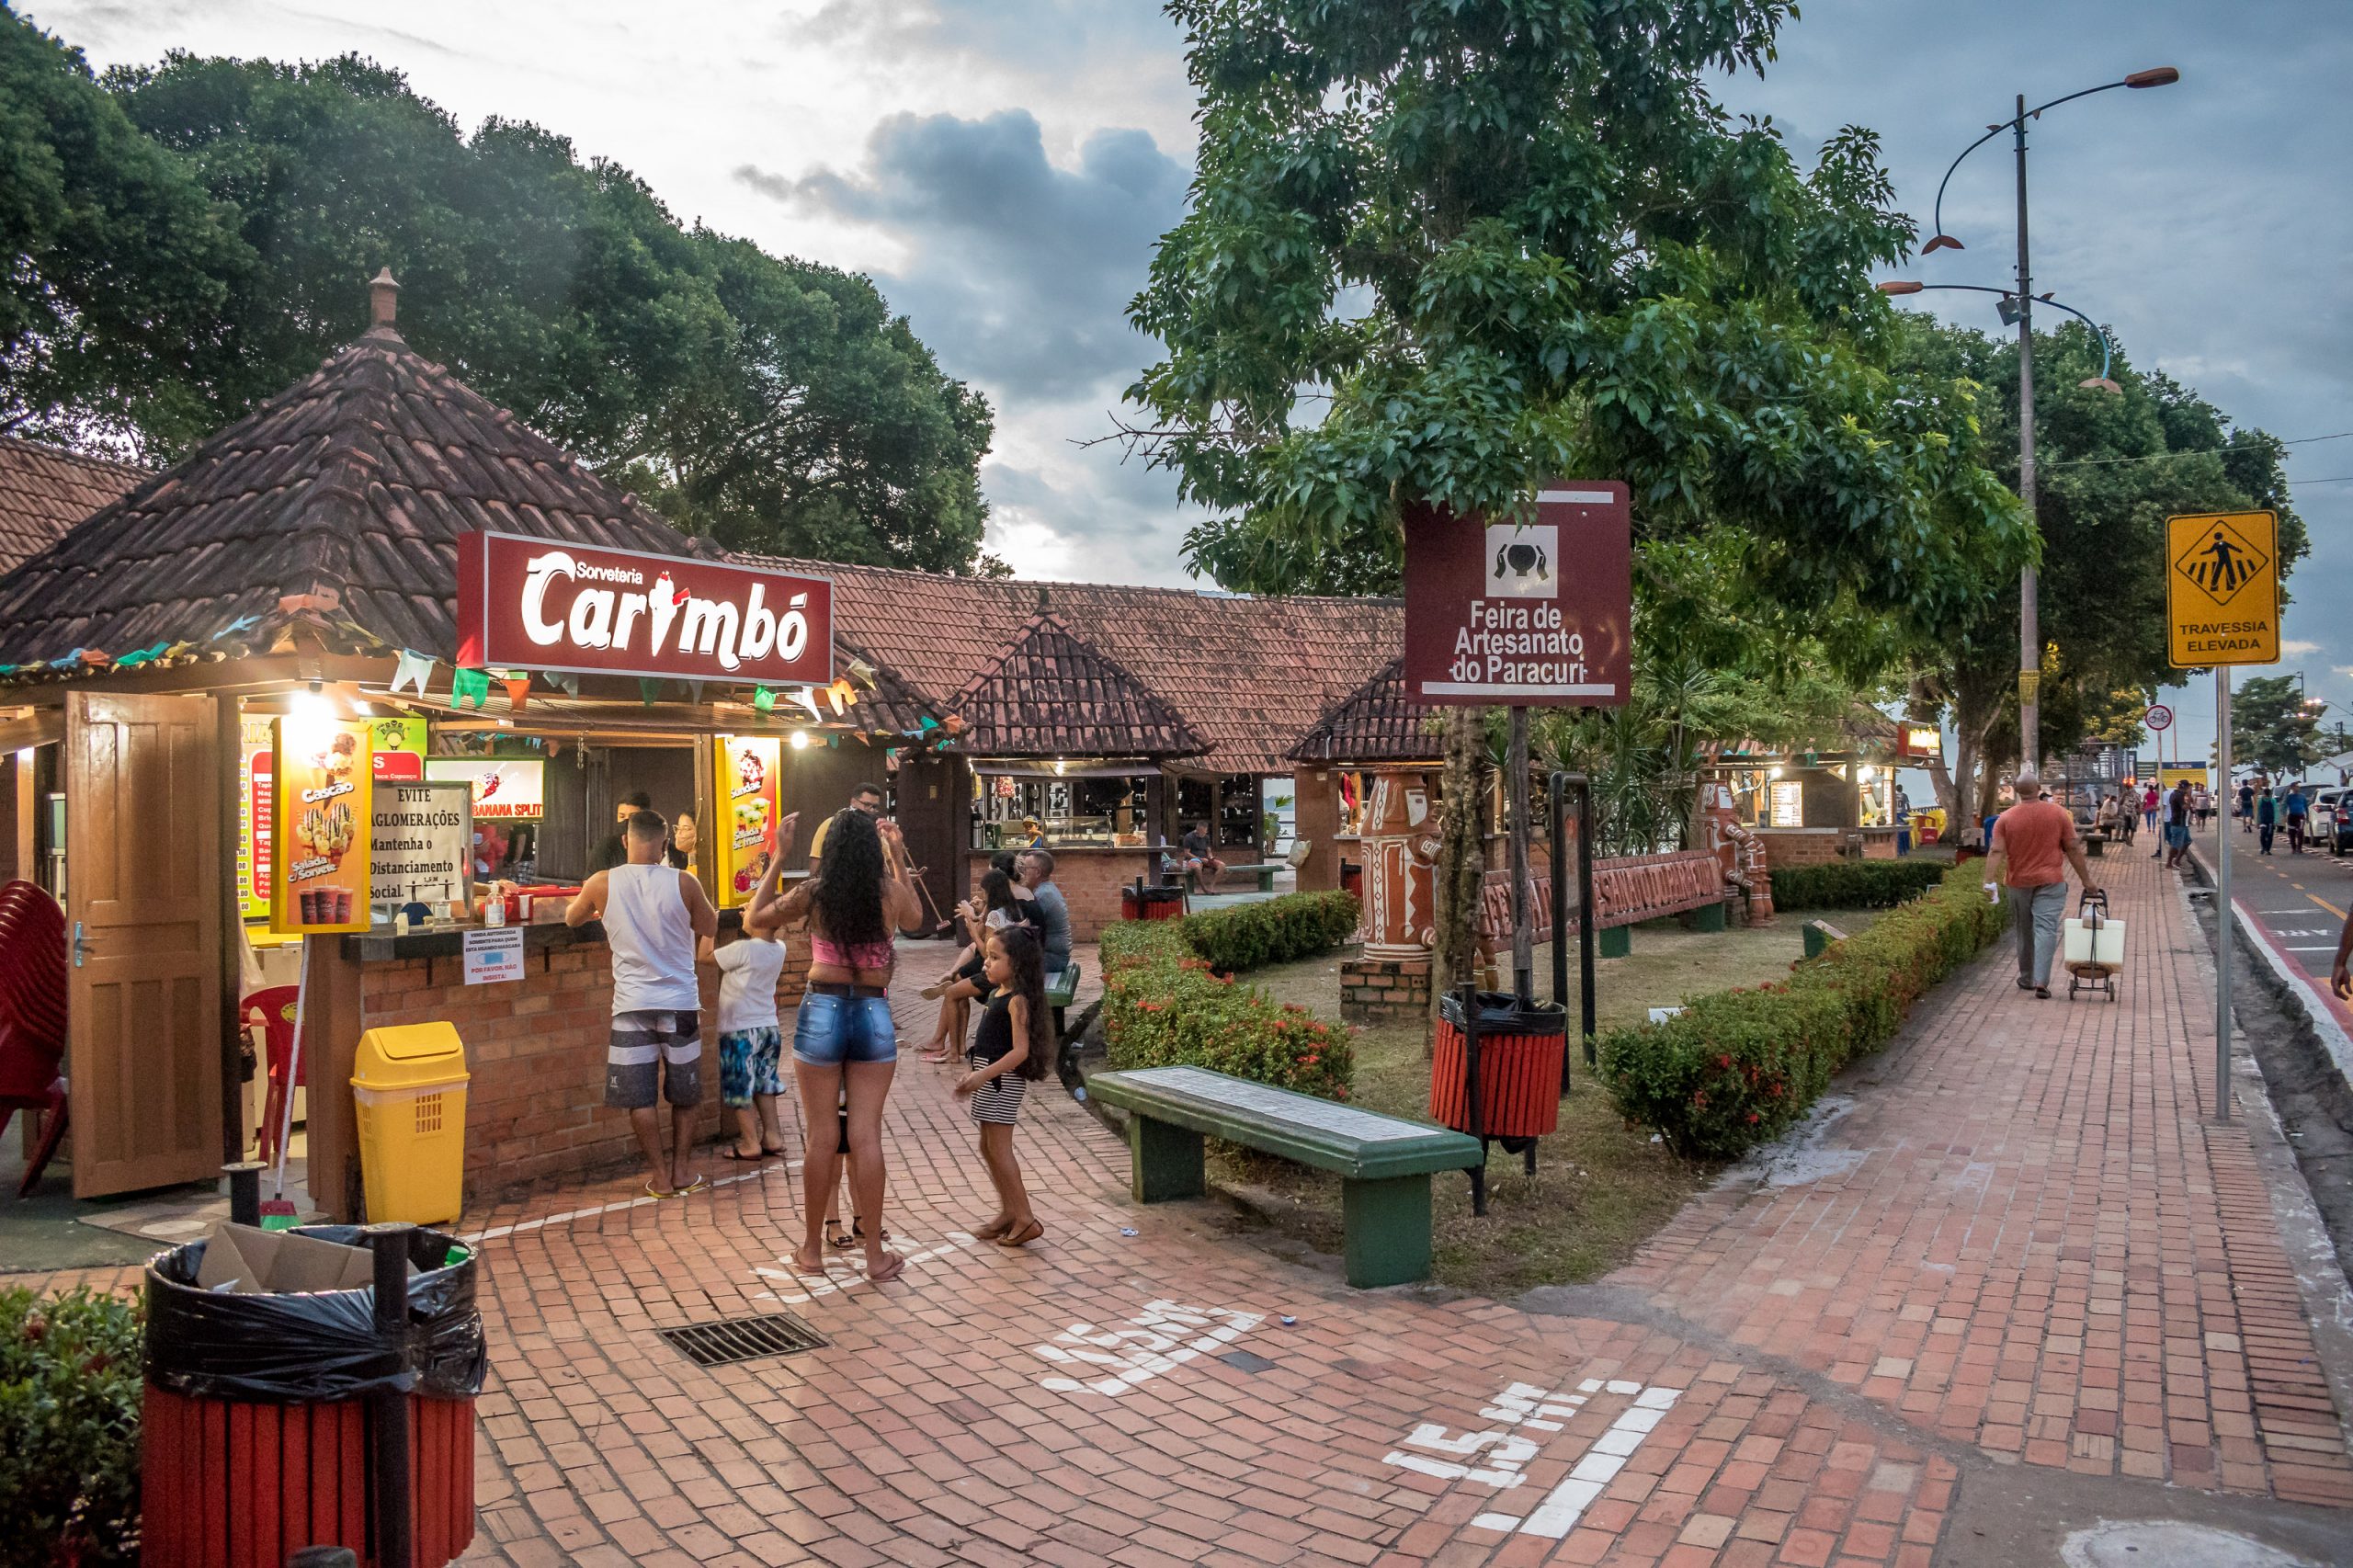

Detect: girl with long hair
[754, 807, 923, 1281]
[956, 926, 1051, 1247]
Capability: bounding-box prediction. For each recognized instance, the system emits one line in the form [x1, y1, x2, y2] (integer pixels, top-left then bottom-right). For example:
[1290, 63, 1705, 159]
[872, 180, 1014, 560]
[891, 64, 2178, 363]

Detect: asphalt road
[2195, 819, 2353, 1028]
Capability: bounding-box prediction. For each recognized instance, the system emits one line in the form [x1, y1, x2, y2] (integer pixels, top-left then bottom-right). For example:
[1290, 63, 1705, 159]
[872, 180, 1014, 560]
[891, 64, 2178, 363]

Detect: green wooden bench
[1087, 1065, 1483, 1288]
[1045, 961, 1081, 1037]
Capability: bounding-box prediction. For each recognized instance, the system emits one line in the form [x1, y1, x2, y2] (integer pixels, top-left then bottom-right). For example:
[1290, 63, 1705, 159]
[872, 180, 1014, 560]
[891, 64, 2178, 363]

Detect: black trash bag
[1438, 989, 1568, 1036]
[143, 1225, 486, 1403]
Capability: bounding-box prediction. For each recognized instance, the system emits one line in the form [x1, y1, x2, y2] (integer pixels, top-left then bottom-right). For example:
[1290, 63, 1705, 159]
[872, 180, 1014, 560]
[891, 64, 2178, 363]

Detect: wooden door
[66, 690, 222, 1197]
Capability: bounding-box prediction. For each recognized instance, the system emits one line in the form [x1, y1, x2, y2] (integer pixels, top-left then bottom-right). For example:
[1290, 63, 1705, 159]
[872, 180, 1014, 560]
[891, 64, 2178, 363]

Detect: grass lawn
[1208, 907, 1883, 1297]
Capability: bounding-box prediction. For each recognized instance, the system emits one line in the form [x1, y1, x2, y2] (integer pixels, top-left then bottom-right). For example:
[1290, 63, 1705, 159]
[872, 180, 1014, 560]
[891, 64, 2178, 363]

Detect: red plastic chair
[0, 879, 68, 1196]
[244, 984, 302, 1165]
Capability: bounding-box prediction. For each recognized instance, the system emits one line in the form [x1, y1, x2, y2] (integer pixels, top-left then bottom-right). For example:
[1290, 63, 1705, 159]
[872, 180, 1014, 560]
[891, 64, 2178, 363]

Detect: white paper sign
[461, 926, 524, 986]
[370, 780, 472, 905]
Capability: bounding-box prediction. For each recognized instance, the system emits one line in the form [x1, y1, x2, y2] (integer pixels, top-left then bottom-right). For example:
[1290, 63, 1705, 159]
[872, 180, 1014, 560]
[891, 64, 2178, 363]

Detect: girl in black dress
[956, 926, 1051, 1247]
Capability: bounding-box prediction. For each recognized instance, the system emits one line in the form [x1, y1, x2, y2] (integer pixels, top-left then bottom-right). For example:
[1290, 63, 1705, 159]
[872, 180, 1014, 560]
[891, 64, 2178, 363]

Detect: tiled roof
[0, 324, 699, 665]
[948, 613, 1207, 758]
[0, 437, 144, 575]
[1288, 657, 1441, 764]
[743, 556, 1402, 774]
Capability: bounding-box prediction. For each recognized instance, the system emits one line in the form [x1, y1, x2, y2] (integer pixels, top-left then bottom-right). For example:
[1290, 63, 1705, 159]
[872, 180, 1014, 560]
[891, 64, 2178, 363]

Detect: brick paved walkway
[12, 862, 2350, 1564]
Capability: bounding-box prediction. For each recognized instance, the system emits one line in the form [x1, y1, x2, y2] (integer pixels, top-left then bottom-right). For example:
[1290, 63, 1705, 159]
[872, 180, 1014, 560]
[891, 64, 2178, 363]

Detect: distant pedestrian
[957, 926, 1051, 1248]
[1987, 766, 2102, 1000]
[567, 808, 720, 1198]
[2285, 783, 2310, 854]
[2165, 781, 2193, 869]
[2332, 904, 2352, 1002]
[2097, 793, 2120, 841]
[2142, 783, 2161, 835]
[2256, 787, 2278, 855]
[2112, 790, 2136, 846]
[2193, 786, 2213, 827]
[2239, 779, 2256, 833]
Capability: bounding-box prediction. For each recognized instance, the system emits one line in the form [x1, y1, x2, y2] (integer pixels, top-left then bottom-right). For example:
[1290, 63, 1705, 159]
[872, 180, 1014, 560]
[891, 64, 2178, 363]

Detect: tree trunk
[1432, 705, 1488, 1010]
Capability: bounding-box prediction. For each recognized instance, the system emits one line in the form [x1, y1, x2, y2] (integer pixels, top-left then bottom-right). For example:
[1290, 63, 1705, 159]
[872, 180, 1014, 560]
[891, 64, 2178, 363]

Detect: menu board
[369, 779, 472, 908]
[424, 756, 544, 820]
[238, 716, 274, 921]
[1769, 781, 1804, 828]
[714, 734, 781, 906]
[271, 715, 373, 933]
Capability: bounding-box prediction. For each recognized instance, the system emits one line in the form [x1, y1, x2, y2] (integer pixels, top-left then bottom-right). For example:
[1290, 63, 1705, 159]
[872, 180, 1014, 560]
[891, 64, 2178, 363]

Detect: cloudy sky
[31, 0, 2352, 751]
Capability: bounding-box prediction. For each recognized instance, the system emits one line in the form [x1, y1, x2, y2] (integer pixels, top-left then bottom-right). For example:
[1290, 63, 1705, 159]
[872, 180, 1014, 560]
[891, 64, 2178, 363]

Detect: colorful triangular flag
[753, 687, 777, 714]
[502, 674, 531, 710]
[449, 667, 491, 710]
[392, 648, 435, 697]
[639, 677, 663, 707]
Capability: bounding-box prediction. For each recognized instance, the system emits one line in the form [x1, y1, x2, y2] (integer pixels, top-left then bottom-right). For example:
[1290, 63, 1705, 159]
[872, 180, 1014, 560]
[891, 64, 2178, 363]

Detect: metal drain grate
[657, 1312, 828, 1368]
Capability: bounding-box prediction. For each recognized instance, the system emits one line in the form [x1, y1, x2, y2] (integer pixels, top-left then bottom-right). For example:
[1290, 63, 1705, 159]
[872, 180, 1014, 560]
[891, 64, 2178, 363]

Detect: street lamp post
[1913, 67, 2179, 771]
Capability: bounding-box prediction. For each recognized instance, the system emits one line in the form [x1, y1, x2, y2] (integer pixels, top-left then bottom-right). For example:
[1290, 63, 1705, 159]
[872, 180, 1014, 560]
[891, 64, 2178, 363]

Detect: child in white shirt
[708, 886, 789, 1160]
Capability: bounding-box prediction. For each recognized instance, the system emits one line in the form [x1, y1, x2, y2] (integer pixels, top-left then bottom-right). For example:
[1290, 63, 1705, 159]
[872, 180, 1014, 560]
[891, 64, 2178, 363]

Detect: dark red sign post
[1404, 485, 1632, 1162]
[456, 531, 834, 687]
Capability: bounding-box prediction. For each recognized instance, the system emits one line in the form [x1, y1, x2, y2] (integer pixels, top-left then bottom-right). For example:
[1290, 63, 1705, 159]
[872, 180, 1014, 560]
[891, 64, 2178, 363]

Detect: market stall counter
[301, 910, 812, 1221]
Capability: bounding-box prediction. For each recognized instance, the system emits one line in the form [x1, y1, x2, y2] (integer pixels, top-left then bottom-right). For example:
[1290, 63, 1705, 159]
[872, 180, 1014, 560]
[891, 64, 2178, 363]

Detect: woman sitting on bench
[916, 867, 1035, 1062]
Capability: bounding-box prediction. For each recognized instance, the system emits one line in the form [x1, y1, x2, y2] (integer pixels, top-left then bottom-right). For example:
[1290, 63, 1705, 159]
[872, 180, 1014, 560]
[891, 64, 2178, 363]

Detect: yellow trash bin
[350, 1021, 470, 1225]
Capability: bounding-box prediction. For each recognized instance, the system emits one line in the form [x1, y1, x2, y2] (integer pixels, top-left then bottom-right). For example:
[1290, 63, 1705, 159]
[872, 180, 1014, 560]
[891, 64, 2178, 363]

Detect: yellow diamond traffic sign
[2166, 510, 2278, 667]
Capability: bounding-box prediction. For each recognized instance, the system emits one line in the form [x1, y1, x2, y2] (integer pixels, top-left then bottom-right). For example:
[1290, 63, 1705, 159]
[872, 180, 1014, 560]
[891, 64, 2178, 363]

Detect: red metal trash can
[1430, 990, 1567, 1140]
[1121, 879, 1188, 921]
[141, 1225, 485, 1568]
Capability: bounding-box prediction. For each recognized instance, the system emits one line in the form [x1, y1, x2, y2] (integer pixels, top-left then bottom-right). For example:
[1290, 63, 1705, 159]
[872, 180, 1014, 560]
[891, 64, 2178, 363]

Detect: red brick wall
[358, 929, 812, 1195]
[1340, 954, 1431, 1025]
[1756, 829, 1845, 869]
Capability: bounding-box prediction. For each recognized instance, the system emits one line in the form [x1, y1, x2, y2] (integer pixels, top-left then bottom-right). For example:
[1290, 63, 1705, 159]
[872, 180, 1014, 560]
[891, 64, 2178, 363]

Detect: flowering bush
[1598, 864, 2007, 1157]
[1099, 895, 1358, 1100]
[1, 1286, 142, 1567]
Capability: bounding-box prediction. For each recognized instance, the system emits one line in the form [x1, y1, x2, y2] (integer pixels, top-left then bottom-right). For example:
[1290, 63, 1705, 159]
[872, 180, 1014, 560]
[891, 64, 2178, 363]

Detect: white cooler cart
[2063, 890, 2124, 1001]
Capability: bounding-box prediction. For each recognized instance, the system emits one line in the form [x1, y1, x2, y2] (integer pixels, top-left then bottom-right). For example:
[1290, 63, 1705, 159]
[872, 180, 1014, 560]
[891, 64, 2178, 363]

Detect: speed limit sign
[2145, 704, 2174, 732]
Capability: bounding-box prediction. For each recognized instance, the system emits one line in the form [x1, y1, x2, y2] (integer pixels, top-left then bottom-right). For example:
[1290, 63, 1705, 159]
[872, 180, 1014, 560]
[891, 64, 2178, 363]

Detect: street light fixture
[1910, 66, 2181, 771]
[1877, 281, 2124, 391]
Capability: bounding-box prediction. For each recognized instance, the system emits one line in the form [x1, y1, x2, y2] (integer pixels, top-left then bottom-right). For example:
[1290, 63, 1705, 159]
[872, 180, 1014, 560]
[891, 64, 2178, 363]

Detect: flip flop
[996, 1219, 1044, 1249]
[674, 1174, 710, 1194]
[720, 1148, 771, 1162]
[644, 1180, 679, 1199]
[865, 1250, 907, 1283]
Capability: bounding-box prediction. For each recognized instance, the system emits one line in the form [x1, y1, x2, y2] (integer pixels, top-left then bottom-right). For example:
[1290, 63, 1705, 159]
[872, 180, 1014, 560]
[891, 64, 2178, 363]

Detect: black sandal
[853, 1219, 892, 1244]
[825, 1220, 855, 1250]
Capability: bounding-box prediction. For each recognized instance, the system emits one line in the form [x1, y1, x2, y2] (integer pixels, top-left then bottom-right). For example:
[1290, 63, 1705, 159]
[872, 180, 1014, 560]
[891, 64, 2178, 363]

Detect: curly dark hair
[987, 926, 1052, 1080]
[809, 807, 889, 949]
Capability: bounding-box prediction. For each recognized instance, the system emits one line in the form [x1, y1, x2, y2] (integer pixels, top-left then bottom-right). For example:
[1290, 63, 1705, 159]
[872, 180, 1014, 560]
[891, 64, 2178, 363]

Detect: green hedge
[1099, 891, 1360, 1099]
[1598, 864, 2006, 1157]
[1179, 890, 1361, 971]
[2, 1287, 142, 1567]
[1768, 858, 1948, 911]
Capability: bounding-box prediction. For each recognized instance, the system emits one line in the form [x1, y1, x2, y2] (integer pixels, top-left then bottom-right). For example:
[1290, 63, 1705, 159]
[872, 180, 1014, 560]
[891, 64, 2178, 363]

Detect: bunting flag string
[449, 667, 492, 710]
[112, 642, 172, 669]
[677, 679, 706, 704]
[795, 686, 824, 722]
[639, 677, 663, 707]
[211, 614, 261, 642]
[47, 649, 85, 671]
[826, 678, 853, 716]
[844, 656, 878, 691]
[753, 687, 777, 714]
[392, 648, 436, 697]
[549, 671, 581, 698]
[502, 673, 532, 710]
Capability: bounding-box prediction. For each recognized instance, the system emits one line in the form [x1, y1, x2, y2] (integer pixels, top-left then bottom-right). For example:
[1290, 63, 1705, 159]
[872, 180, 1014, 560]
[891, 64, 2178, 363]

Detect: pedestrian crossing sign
[2166, 510, 2278, 667]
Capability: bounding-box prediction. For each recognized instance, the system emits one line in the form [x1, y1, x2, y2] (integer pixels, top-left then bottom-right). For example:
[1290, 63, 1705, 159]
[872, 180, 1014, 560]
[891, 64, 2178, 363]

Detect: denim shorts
[791, 990, 898, 1066]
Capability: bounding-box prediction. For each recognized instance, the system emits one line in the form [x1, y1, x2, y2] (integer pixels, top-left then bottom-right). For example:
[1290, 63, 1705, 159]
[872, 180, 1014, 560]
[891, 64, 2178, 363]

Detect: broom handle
[274, 935, 309, 1198]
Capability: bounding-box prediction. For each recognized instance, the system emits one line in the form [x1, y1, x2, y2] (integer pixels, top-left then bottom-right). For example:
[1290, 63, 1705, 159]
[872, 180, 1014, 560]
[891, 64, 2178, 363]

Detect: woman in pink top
[756, 808, 924, 1279]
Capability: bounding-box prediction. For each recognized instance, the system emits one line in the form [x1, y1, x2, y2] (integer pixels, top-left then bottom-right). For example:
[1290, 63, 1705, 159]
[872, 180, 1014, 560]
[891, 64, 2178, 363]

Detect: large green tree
[2229, 675, 2325, 778]
[1895, 316, 2302, 835]
[0, 13, 995, 574]
[1124, 0, 2025, 993]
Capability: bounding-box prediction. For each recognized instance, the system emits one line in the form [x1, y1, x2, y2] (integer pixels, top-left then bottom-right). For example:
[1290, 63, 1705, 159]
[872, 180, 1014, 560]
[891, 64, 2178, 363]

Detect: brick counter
[307, 924, 812, 1219]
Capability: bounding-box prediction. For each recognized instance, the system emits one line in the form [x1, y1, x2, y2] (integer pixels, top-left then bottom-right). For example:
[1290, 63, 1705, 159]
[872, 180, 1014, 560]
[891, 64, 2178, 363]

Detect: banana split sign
[1402, 483, 1631, 707]
[455, 532, 833, 686]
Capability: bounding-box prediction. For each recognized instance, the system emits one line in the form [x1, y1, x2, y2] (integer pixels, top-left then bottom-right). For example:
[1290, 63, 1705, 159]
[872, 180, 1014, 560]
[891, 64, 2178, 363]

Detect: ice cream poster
[714, 734, 780, 906]
[270, 714, 373, 933]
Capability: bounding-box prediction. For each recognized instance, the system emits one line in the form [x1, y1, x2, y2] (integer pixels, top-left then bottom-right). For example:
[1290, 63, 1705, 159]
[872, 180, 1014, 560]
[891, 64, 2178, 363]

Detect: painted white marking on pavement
[752, 1231, 977, 1303]
[462, 1162, 784, 1244]
[1381, 1380, 1586, 1490]
[1472, 1386, 1682, 1540]
[1031, 1300, 1265, 1396]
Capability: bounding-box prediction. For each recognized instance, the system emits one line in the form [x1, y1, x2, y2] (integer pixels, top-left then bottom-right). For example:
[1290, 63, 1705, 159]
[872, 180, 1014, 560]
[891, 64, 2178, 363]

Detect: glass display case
[971, 772, 1155, 849]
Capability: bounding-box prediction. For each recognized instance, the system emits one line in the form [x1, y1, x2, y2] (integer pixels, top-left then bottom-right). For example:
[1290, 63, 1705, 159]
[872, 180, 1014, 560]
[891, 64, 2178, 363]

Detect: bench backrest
[1087, 1065, 1482, 1178]
[1474, 849, 1726, 949]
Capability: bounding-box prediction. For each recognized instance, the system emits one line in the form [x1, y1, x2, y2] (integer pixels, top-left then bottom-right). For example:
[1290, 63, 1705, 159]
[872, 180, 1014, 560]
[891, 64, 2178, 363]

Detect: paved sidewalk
[10, 863, 2349, 1565]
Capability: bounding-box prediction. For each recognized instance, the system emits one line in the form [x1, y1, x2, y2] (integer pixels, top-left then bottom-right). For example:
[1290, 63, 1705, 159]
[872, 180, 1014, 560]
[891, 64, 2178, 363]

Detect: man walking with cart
[1985, 766, 2103, 1001]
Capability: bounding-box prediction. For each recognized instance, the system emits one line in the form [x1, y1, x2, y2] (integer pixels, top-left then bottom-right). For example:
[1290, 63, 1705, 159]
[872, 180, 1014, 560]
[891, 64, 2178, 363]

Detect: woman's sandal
[853, 1219, 892, 1244]
[972, 1217, 1013, 1241]
[995, 1218, 1044, 1249]
[825, 1220, 856, 1250]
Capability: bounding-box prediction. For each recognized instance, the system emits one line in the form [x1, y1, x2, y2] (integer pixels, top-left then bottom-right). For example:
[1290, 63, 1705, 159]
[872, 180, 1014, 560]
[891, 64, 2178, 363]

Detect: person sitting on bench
[1180, 821, 1224, 892]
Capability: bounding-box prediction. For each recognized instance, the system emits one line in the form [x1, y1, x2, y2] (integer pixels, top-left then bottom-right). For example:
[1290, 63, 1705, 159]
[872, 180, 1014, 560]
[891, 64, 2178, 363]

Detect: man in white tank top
[567, 809, 720, 1196]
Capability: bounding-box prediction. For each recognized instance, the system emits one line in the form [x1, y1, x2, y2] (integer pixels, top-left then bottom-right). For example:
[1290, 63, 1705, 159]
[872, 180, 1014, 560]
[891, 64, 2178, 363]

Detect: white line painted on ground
[1031, 1300, 1264, 1396]
[1473, 1383, 1682, 1540]
[753, 1230, 978, 1303]
[1380, 1375, 1684, 1541]
[461, 1162, 785, 1244]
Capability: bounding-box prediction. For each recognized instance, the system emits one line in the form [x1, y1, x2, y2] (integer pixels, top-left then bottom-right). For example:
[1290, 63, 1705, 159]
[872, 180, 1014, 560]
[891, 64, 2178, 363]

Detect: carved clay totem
[1361, 768, 1440, 958]
[1705, 779, 1776, 926]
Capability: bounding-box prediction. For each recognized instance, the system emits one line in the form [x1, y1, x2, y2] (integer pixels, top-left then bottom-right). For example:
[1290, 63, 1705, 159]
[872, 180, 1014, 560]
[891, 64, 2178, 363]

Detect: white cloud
[2281, 640, 2323, 655]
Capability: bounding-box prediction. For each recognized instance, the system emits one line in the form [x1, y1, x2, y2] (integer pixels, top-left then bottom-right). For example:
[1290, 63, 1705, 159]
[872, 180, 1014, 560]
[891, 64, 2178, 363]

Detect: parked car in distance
[2314, 787, 2353, 854]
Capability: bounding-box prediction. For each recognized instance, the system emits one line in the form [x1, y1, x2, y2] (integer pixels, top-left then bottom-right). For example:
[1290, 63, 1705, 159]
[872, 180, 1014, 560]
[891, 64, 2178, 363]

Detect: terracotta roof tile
[743, 556, 1402, 773]
[1287, 657, 1441, 764]
[947, 613, 1207, 758]
[0, 326, 697, 664]
[0, 437, 144, 575]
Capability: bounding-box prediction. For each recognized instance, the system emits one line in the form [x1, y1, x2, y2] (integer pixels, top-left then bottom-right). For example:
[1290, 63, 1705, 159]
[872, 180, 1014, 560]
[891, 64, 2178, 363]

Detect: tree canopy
[0, 13, 995, 574]
[2229, 674, 2325, 778]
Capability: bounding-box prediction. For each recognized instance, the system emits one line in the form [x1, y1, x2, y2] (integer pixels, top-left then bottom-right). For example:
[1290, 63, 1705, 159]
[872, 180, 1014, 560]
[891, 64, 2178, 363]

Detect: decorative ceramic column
[1704, 778, 1775, 926]
[1360, 768, 1438, 959]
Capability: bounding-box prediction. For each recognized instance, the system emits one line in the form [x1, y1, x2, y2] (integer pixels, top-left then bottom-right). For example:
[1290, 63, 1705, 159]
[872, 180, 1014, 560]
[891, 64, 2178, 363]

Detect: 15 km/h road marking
[1381, 1376, 1683, 1541]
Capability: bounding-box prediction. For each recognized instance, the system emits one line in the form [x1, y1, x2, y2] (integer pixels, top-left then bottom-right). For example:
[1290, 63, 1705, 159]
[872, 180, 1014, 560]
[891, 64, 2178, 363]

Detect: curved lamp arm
[1877, 281, 2117, 386]
[1925, 70, 2180, 250]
